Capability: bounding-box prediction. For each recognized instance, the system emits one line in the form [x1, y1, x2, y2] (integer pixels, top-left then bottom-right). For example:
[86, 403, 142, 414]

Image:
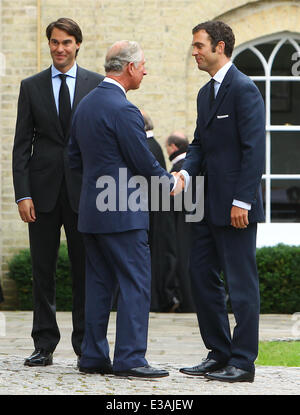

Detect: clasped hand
[170, 172, 185, 196]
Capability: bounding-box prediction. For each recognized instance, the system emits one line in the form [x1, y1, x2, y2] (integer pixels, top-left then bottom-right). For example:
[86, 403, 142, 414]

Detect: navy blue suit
[69, 81, 173, 371]
[182, 64, 265, 372]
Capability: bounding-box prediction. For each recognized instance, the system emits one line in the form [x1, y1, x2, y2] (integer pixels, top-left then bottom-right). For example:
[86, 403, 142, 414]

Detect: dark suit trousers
[189, 219, 260, 372]
[80, 229, 151, 372]
[28, 179, 85, 355]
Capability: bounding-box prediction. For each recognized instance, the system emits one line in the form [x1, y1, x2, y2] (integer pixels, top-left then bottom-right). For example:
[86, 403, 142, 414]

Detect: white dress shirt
[180, 61, 251, 211]
[171, 152, 186, 168]
[102, 76, 126, 95]
[51, 62, 77, 112]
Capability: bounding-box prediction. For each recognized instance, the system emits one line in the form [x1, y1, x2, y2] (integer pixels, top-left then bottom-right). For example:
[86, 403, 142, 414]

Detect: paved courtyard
[0, 311, 299, 396]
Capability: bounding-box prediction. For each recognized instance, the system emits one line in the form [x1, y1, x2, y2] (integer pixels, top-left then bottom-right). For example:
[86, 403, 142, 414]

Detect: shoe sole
[179, 370, 207, 376]
[179, 367, 225, 376]
[24, 361, 53, 367]
[205, 376, 254, 383]
[79, 369, 113, 375]
[114, 372, 169, 378]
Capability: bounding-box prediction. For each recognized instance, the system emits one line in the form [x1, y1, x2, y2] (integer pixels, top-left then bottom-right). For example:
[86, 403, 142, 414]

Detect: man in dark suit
[166, 131, 189, 173]
[69, 40, 180, 378]
[143, 112, 166, 169]
[166, 132, 195, 313]
[12, 18, 103, 366]
[175, 21, 265, 382]
[142, 112, 179, 313]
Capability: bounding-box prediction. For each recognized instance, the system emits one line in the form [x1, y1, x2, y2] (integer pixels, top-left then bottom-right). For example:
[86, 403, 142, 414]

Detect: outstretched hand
[170, 172, 185, 196]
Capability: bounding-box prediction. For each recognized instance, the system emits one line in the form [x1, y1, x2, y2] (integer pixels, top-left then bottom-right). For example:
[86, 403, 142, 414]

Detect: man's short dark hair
[192, 21, 235, 58]
[46, 17, 83, 44]
[166, 134, 189, 151]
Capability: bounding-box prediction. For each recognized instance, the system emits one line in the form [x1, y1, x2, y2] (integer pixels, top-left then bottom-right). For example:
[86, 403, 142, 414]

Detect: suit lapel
[201, 84, 211, 124]
[38, 67, 65, 139]
[72, 66, 88, 115]
[205, 64, 236, 128]
[37, 66, 92, 141]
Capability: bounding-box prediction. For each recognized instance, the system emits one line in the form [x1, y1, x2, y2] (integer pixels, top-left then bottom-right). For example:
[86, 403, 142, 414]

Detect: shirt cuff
[179, 170, 190, 192]
[16, 197, 32, 204]
[232, 199, 251, 210]
[171, 176, 178, 192]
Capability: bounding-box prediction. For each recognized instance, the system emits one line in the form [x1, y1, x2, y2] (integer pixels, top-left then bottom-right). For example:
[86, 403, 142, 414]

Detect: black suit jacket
[13, 65, 104, 213]
[146, 136, 166, 170]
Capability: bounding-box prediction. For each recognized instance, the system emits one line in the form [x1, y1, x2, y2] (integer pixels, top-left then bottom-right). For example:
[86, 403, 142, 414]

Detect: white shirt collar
[146, 130, 154, 138]
[171, 152, 186, 166]
[212, 61, 232, 84]
[103, 76, 126, 95]
[51, 62, 77, 78]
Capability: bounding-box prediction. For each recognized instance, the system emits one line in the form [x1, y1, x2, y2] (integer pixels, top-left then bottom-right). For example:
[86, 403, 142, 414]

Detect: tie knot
[59, 74, 67, 82]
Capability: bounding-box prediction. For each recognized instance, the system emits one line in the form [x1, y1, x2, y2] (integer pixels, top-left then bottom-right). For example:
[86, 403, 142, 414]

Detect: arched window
[0, 52, 5, 76]
[233, 33, 300, 223]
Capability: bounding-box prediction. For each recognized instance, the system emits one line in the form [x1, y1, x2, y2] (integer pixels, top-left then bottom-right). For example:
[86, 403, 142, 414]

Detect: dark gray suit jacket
[13, 65, 104, 213]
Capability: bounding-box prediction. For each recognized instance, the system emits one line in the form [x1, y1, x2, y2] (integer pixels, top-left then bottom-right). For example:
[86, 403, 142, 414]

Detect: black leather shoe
[114, 365, 169, 378]
[24, 349, 53, 367]
[79, 362, 113, 375]
[180, 358, 226, 376]
[204, 365, 255, 383]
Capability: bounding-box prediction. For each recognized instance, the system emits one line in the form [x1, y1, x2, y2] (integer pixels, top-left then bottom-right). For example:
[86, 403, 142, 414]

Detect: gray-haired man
[69, 41, 180, 378]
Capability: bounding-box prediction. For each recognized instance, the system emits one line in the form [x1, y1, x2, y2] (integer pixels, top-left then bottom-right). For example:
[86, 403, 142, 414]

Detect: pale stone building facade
[1, 0, 300, 308]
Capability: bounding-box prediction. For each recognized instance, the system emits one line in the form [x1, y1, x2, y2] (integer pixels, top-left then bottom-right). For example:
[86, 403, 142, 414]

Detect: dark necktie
[209, 78, 215, 109]
[59, 74, 71, 137]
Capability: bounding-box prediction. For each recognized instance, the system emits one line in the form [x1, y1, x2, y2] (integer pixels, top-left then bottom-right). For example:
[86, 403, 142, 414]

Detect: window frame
[233, 32, 300, 223]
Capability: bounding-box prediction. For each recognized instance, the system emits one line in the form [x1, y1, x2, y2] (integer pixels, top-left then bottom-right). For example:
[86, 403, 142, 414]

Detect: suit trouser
[148, 210, 178, 311]
[80, 229, 151, 372]
[174, 212, 194, 312]
[28, 179, 85, 355]
[189, 219, 260, 372]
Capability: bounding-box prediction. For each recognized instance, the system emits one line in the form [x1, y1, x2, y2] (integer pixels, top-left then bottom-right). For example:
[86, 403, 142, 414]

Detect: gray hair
[104, 40, 143, 74]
